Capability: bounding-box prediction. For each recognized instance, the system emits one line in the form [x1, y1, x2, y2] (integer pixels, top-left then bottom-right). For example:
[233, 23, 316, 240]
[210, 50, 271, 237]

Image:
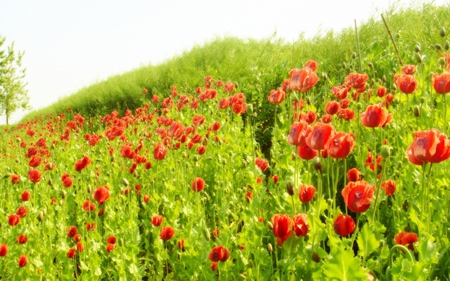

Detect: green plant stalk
[381, 14, 403, 66]
[421, 162, 427, 236]
[354, 19, 363, 73]
[371, 129, 381, 222]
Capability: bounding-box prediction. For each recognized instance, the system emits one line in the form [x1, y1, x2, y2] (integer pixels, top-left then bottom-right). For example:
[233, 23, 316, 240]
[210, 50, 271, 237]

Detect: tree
[0, 35, 30, 125]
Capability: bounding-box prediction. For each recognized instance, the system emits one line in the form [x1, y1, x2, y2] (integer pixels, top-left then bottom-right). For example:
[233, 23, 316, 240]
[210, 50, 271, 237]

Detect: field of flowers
[2, 28, 450, 281]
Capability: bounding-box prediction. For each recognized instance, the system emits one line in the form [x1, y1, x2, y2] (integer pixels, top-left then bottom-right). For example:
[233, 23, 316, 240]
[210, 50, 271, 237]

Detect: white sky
[0, 0, 446, 125]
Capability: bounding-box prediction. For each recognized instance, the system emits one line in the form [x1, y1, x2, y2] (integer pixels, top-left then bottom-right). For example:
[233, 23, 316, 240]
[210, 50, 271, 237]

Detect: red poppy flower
[153, 143, 168, 160]
[178, 239, 185, 250]
[286, 121, 311, 146]
[11, 174, 20, 184]
[321, 114, 332, 123]
[331, 85, 349, 99]
[394, 231, 418, 251]
[17, 235, 28, 244]
[381, 180, 396, 196]
[346, 168, 362, 182]
[272, 214, 292, 242]
[406, 129, 450, 165]
[289, 67, 320, 92]
[341, 181, 375, 213]
[255, 157, 269, 172]
[143, 195, 150, 202]
[8, 214, 20, 226]
[73, 234, 82, 243]
[61, 173, 73, 188]
[297, 144, 318, 160]
[232, 101, 247, 114]
[196, 145, 206, 155]
[272, 175, 279, 183]
[345, 72, 368, 91]
[151, 215, 163, 227]
[0, 244, 7, 257]
[160, 226, 175, 241]
[305, 122, 335, 151]
[361, 104, 391, 128]
[333, 214, 356, 237]
[67, 226, 78, 238]
[432, 72, 450, 94]
[401, 64, 416, 75]
[93, 186, 110, 205]
[20, 190, 30, 201]
[208, 245, 230, 262]
[377, 86, 387, 97]
[28, 155, 42, 167]
[83, 200, 96, 212]
[16, 206, 28, 218]
[191, 177, 205, 192]
[28, 169, 41, 183]
[67, 248, 75, 258]
[106, 243, 115, 252]
[293, 214, 309, 237]
[268, 89, 286, 105]
[76, 242, 84, 252]
[224, 81, 235, 92]
[325, 101, 340, 115]
[394, 74, 418, 94]
[218, 98, 230, 109]
[193, 115, 206, 126]
[211, 262, 217, 271]
[74, 155, 91, 171]
[298, 184, 316, 203]
[325, 132, 355, 159]
[18, 255, 27, 267]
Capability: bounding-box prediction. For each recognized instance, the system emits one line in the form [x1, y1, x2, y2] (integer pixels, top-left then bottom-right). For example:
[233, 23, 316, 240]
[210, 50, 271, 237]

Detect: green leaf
[322, 246, 367, 281]
[357, 223, 379, 258]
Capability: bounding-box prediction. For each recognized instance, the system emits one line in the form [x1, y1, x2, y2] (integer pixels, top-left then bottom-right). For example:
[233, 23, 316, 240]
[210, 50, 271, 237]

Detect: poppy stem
[421, 163, 427, 235]
[381, 14, 403, 66]
[354, 19, 363, 73]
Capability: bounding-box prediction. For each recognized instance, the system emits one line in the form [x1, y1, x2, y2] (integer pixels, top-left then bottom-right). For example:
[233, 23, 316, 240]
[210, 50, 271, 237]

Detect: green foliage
[0, 35, 30, 125]
[322, 245, 368, 281]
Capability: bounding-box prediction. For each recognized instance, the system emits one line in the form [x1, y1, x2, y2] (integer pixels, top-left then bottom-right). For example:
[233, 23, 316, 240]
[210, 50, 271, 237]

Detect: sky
[0, 0, 446, 125]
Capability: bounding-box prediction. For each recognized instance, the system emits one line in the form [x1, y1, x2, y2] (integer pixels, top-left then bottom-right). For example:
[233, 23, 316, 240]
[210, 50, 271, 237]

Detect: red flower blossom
[272, 175, 279, 183]
[289, 67, 320, 92]
[293, 214, 309, 237]
[153, 143, 168, 161]
[272, 214, 292, 243]
[325, 132, 355, 159]
[73, 234, 82, 243]
[298, 184, 316, 203]
[402, 64, 416, 75]
[232, 101, 247, 114]
[93, 186, 110, 205]
[8, 214, 20, 226]
[267, 89, 286, 105]
[346, 168, 362, 182]
[191, 177, 205, 192]
[67, 248, 75, 258]
[16, 206, 28, 218]
[333, 214, 356, 237]
[193, 115, 206, 126]
[377, 86, 387, 97]
[143, 195, 150, 202]
[107, 236, 117, 244]
[0, 244, 7, 257]
[341, 181, 375, 213]
[208, 245, 230, 262]
[160, 226, 175, 241]
[381, 180, 396, 196]
[345, 72, 368, 92]
[74, 155, 91, 172]
[394, 231, 418, 251]
[18, 255, 27, 267]
[61, 173, 73, 188]
[325, 101, 340, 115]
[106, 243, 115, 252]
[255, 157, 269, 172]
[432, 72, 450, 94]
[331, 85, 349, 99]
[337, 108, 355, 121]
[151, 215, 163, 227]
[305, 122, 335, 151]
[11, 174, 20, 185]
[196, 145, 206, 155]
[211, 262, 217, 271]
[178, 239, 185, 250]
[406, 129, 450, 165]
[17, 235, 28, 244]
[21, 190, 31, 201]
[67, 226, 78, 238]
[286, 121, 311, 146]
[28, 169, 41, 183]
[83, 200, 96, 212]
[297, 144, 318, 160]
[224, 81, 235, 93]
[76, 242, 84, 252]
[361, 104, 392, 128]
[28, 155, 42, 167]
[394, 74, 418, 94]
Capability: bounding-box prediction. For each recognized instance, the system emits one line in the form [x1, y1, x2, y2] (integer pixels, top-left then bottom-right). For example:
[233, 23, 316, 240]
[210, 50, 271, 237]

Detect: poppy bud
[313, 156, 322, 173]
[322, 72, 328, 81]
[267, 221, 273, 231]
[413, 105, 420, 117]
[414, 53, 423, 63]
[202, 227, 210, 241]
[351, 52, 356, 59]
[435, 44, 442, 51]
[439, 57, 446, 67]
[414, 44, 420, 53]
[61, 190, 66, 199]
[445, 41, 449, 51]
[268, 243, 273, 253]
[342, 62, 346, 69]
[286, 182, 294, 196]
[368, 62, 373, 68]
[380, 145, 391, 158]
[48, 179, 52, 186]
[440, 27, 446, 37]
[122, 178, 129, 187]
